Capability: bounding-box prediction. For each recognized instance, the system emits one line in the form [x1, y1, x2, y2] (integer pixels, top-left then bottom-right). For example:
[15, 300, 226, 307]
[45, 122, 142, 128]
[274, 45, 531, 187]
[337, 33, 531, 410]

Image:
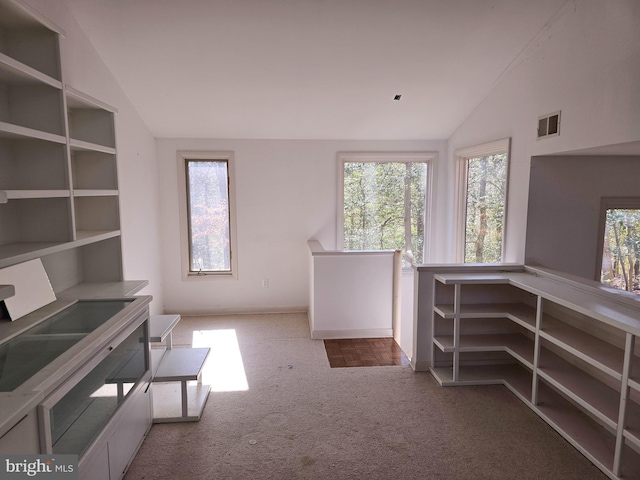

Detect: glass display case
[38, 315, 148, 457]
[0, 300, 133, 392]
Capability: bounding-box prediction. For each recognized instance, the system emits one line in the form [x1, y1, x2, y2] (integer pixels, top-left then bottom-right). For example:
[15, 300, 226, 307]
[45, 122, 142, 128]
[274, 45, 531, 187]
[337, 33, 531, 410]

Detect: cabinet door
[107, 386, 152, 480]
[0, 410, 39, 454]
[79, 442, 110, 480]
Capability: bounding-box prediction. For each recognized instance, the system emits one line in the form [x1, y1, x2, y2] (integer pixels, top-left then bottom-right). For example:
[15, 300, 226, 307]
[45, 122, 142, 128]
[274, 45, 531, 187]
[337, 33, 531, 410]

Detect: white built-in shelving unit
[0, 0, 136, 295]
[428, 266, 640, 479]
[0, 1, 150, 479]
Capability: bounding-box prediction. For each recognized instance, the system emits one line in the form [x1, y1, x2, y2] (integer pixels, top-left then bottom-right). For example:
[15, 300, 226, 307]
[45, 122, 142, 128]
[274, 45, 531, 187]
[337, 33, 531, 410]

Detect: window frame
[177, 150, 238, 279]
[596, 197, 640, 288]
[337, 151, 436, 265]
[454, 138, 511, 263]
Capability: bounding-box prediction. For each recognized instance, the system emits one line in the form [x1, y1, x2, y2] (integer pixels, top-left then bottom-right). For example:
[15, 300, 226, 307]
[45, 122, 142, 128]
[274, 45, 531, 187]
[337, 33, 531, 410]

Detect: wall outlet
[262, 278, 269, 288]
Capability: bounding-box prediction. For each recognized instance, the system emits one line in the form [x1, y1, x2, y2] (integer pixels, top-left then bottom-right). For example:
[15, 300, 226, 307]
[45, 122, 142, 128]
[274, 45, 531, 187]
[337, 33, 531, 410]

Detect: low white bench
[149, 314, 211, 423]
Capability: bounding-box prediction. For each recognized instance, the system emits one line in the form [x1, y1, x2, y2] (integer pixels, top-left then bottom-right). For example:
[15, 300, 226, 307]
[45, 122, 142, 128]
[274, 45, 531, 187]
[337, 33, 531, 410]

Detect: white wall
[399, 270, 414, 358]
[24, 0, 165, 313]
[526, 155, 640, 280]
[157, 138, 446, 313]
[447, 0, 640, 263]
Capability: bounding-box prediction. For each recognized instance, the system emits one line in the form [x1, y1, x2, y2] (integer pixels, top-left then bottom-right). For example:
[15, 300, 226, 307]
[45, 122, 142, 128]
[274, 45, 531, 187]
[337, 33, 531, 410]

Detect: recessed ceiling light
[394, 94, 402, 101]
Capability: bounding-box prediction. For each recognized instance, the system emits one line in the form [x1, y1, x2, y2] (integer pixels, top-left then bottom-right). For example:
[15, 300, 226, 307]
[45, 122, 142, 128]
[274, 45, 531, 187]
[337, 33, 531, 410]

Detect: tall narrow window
[339, 153, 434, 265]
[600, 202, 640, 295]
[455, 139, 510, 263]
[179, 151, 237, 278]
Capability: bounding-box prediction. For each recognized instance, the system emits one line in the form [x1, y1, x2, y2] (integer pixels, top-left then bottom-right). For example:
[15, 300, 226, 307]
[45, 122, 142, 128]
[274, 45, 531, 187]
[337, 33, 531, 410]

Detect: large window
[178, 151, 237, 277]
[455, 139, 510, 263]
[338, 153, 434, 265]
[599, 198, 640, 295]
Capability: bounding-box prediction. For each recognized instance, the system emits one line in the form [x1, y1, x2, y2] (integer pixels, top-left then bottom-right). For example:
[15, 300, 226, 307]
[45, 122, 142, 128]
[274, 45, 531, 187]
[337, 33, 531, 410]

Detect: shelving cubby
[0, 197, 72, 266]
[537, 339, 621, 431]
[0, 136, 68, 191]
[431, 276, 537, 383]
[71, 148, 118, 191]
[40, 235, 123, 294]
[0, 82, 65, 136]
[73, 195, 120, 238]
[66, 87, 116, 151]
[0, 0, 62, 83]
[0, 5, 64, 135]
[539, 300, 635, 381]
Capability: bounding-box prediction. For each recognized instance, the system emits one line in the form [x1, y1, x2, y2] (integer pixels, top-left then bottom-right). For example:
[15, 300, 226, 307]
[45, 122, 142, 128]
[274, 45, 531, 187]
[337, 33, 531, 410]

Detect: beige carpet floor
[124, 313, 606, 480]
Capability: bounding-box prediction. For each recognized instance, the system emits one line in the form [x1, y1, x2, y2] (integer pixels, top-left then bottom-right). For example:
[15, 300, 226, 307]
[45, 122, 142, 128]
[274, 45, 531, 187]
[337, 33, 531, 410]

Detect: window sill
[183, 272, 236, 281]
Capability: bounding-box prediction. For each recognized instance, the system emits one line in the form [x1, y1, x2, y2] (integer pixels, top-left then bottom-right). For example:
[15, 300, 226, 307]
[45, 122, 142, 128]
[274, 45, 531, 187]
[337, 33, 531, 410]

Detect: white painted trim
[66, 85, 118, 113]
[595, 197, 640, 284]
[412, 359, 431, 372]
[336, 151, 437, 262]
[176, 151, 238, 280]
[164, 306, 308, 316]
[311, 250, 396, 257]
[311, 328, 393, 340]
[453, 138, 511, 263]
[10, 0, 66, 36]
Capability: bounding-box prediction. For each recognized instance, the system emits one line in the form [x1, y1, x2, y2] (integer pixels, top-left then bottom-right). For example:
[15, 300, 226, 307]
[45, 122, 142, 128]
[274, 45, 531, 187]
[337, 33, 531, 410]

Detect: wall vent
[537, 111, 561, 139]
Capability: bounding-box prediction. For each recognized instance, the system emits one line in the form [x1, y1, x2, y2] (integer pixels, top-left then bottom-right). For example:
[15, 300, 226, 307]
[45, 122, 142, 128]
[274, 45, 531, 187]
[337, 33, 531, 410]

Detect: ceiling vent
[537, 111, 561, 139]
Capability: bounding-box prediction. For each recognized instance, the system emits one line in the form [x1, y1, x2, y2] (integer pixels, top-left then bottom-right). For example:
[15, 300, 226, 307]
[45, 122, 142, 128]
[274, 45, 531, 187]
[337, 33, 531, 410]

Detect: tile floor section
[323, 337, 410, 368]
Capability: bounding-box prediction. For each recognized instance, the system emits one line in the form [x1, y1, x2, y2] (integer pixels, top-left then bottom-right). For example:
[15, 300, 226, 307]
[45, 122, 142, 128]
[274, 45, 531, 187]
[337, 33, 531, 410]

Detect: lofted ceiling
[61, 0, 569, 140]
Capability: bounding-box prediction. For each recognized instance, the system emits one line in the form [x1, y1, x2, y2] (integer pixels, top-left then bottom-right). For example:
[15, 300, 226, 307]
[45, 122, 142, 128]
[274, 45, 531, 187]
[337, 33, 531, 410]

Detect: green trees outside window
[186, 159, 231, 273]
[464, 153, 507, 263]
[343, 161, 428, 264]
[602, 208, 640, 294]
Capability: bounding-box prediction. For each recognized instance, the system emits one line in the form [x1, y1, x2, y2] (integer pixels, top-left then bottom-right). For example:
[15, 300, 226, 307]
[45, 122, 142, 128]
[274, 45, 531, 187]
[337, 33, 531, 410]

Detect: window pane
[187, 160, 231, 272]
[343, 161, 427, 264]
[601, 208, 640, 294]
[464, 153, 507, 263]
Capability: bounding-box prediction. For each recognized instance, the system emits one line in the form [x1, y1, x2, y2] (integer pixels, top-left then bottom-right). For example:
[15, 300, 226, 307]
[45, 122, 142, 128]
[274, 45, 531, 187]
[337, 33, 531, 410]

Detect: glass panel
[601, 208, 640, 295]
[51, 323, 146, 456]
[186, 160, 231, 273]
[464, 153, 507, 263]
[0, 336, 80, 392]
[27, 301, 132, 335]
[0, 300, 132, 392]
[343, 162, 427, 264]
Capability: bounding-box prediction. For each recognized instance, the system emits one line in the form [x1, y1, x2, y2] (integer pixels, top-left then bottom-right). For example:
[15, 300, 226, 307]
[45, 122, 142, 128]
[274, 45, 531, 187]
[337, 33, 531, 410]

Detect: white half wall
[156, 138, 446, 313]
[310, 249, 395, 339]
[24, 0, 165, 313]
[447, 0, 640, 264]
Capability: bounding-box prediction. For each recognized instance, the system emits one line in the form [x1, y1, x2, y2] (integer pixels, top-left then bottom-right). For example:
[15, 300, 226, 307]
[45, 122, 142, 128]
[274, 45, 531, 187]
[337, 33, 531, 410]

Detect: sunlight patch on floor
[192, 329, 249, 392]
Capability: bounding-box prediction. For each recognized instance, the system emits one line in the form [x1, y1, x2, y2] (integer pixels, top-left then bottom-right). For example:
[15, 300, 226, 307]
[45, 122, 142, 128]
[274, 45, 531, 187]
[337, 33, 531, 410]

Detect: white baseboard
[412, 359, 431, 372]
[164, 306, 308, 316]
[311, 328, 393, 339]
